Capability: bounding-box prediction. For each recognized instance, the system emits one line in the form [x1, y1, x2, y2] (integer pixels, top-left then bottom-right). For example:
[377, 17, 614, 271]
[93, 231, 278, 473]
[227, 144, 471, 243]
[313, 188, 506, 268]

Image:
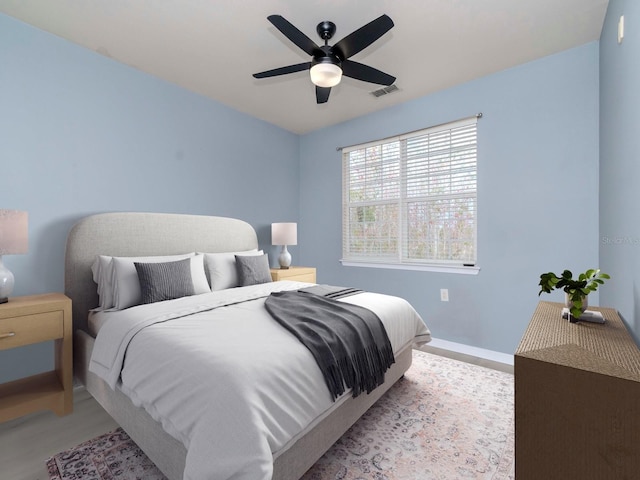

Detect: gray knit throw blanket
[265, 288, 395, 400]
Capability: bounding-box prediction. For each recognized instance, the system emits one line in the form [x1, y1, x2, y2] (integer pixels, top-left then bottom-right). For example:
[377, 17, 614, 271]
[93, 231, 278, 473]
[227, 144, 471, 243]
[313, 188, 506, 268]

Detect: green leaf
[570, 306, 583, 319]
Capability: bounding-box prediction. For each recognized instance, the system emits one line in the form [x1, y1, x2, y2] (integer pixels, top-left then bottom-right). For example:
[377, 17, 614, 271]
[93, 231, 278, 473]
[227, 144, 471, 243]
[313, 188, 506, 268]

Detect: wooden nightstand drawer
[271, 267, 316, 283]
[0, 311, 64, 350]
[286, 272, 316, 283]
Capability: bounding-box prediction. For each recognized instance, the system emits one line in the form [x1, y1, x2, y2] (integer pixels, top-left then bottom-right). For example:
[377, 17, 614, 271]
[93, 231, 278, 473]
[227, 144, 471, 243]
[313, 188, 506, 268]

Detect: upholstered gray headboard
[64, 212, 259, 333]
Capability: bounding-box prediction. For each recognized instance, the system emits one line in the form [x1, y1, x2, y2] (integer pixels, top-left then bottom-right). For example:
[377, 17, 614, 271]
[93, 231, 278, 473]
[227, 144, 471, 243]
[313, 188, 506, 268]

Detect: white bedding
[89, 281, 431, 480]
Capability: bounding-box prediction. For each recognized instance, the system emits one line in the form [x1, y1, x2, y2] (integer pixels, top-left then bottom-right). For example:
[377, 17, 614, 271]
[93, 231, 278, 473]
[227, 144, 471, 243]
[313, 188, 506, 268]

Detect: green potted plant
[538, 269, 610, 321]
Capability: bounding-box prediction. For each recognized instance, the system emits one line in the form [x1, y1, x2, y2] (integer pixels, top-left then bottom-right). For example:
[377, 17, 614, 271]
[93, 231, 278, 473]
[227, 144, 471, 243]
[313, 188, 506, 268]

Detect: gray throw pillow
[135, 258, 195, 305]
[235, 254, 272, 286]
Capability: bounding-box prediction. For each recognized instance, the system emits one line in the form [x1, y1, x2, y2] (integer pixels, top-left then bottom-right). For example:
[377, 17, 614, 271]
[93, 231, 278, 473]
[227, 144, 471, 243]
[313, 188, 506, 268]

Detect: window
[342, 116, 478, 271]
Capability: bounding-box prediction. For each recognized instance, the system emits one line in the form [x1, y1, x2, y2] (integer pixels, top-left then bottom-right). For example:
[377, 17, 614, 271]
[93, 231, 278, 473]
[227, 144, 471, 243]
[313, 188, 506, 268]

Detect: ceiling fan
[253, 14, 396, 104]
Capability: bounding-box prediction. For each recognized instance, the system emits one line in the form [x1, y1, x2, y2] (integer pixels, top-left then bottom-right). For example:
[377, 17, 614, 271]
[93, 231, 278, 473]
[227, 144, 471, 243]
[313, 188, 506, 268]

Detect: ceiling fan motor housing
[311, 46, 342, 68]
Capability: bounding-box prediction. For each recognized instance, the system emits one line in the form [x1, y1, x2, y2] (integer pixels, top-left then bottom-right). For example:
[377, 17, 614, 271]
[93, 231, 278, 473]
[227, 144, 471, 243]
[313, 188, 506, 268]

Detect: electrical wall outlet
[440, 289, 449, 302]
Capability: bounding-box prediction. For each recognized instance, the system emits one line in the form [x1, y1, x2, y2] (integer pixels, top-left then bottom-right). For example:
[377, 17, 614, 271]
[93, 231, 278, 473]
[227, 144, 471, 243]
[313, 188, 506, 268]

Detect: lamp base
[278, 245, 292, 269]
[0, 256, 15, 302]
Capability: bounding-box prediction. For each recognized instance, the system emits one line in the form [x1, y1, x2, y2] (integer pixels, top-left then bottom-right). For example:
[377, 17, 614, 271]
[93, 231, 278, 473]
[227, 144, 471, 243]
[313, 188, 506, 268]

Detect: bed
[65, 212, 431, 480]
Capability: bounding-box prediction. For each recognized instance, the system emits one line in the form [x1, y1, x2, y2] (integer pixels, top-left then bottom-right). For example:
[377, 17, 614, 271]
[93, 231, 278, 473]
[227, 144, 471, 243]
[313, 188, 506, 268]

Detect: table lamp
[0, 210, 28, 303]
[271, 222, 297, 269]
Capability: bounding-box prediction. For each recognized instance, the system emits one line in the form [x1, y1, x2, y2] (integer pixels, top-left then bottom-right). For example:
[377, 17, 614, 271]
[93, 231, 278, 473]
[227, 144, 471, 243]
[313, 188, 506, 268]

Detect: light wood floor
[0, 348, 512, 480]
[0, 387, 119, 480]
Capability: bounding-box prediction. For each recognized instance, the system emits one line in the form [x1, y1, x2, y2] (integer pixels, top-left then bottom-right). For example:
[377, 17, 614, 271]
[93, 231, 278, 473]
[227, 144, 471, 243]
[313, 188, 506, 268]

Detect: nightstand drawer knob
[0, 332, 16, 339]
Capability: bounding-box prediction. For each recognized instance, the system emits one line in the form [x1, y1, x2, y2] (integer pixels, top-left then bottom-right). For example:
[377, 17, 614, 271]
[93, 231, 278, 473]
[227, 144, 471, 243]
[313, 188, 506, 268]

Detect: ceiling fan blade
[333, 14, 394, 60]
[253, 62, 311, 79]
[316, 86, 331, 104]
[341, 60, 395, 86]
[268, 15, 321, 56]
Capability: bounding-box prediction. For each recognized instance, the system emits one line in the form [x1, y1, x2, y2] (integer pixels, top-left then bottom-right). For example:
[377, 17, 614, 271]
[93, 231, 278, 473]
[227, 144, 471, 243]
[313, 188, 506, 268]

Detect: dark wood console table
[515, 301, 640, 479]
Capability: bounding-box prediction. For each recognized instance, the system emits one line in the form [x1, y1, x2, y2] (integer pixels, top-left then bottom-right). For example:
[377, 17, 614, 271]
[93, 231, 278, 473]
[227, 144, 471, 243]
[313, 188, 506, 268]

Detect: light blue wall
[0, 8, 610, 384]
[600, 0, 640, 343]
[0, 14, 299, 382]
[299, 43, 600, 355]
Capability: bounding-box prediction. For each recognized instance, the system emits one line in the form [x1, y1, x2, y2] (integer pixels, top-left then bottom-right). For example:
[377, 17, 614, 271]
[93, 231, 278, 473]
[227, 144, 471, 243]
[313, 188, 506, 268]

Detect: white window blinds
[342, 116, 478, 267]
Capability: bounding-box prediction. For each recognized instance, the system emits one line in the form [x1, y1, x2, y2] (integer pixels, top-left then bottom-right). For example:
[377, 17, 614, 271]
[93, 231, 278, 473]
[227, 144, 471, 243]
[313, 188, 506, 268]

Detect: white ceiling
[1, 0, 609, 134]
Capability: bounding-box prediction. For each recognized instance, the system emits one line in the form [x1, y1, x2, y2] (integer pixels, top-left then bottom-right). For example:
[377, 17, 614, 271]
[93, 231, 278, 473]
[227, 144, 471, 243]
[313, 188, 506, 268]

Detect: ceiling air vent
[370, 84, 399, 98]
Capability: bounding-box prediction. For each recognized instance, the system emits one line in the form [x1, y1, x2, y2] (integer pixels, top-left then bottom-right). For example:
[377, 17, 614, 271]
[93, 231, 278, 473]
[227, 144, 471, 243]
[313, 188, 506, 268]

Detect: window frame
[341, 116, 479, 274]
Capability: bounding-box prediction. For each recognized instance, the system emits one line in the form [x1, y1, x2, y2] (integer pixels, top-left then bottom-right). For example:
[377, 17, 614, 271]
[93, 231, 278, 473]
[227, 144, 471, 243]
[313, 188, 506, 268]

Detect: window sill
[340, 260, 480, 275]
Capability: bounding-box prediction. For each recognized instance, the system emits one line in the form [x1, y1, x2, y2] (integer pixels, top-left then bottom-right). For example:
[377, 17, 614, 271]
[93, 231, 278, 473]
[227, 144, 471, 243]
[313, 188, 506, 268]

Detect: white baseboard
[427, 338, 514, 366]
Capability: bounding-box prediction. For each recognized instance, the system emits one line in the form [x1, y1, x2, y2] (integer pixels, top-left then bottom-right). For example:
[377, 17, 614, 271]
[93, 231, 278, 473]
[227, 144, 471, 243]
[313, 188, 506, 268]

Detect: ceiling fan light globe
[310, 63, 342, 88]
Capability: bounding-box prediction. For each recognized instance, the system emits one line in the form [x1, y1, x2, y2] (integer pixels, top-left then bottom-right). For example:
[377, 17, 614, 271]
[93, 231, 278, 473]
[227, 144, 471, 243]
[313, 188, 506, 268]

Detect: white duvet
[89, 281, 431, 480]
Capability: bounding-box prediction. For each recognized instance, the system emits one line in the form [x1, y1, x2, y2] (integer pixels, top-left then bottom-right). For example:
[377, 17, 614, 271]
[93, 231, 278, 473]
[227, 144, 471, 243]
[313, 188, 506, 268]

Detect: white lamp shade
[0, 210, 28, 255]
[310, 63, 342, 88]
[272, 222, 297, 246]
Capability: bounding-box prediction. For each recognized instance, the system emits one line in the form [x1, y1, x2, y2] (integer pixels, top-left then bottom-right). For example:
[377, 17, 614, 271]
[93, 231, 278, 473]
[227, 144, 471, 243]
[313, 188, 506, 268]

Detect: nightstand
[270, 266, 316, 283]
[0, 293, 73, 422]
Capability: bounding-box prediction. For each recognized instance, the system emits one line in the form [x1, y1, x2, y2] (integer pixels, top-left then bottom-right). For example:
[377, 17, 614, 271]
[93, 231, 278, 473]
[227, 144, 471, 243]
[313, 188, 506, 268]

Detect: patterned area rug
[46, 350, 514, 480]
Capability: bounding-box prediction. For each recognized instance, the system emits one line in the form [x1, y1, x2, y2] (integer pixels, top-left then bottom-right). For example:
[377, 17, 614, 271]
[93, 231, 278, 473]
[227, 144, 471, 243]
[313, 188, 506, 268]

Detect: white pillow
[203, 250, 263, 291]
[91, 255, 115, 310]
[188, 255, 211, 293]
[111, 253, 210, 310]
